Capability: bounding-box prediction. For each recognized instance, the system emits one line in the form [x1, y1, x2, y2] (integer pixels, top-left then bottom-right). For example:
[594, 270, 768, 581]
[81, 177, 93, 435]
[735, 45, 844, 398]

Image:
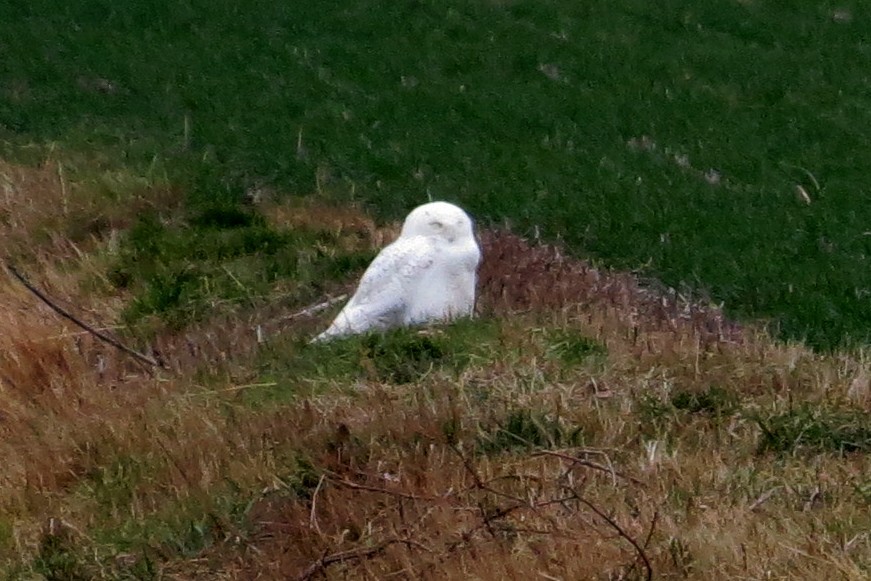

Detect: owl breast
[404, 241, 480, 325]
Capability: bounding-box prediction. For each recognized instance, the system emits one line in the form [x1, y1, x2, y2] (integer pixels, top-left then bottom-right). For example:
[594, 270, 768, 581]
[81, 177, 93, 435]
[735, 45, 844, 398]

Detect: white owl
[313, 201, 481, 342]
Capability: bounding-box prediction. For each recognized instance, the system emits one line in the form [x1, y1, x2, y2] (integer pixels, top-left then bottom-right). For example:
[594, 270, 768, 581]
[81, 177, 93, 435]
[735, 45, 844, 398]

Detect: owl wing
[312, 236, 436, 341]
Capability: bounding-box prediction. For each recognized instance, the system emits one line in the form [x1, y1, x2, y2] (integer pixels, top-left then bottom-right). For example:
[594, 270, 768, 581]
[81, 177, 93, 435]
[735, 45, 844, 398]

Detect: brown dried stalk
[448, 443, 653, 579]
[326, 473, 442, 502]
[6, 262, 166, 370]
[296, 537, 431, 581]
[300, 442, 654, 579]
[533, 449, 646, 486]
[570, 488, 654, 581]
[279, 294, 348, 322]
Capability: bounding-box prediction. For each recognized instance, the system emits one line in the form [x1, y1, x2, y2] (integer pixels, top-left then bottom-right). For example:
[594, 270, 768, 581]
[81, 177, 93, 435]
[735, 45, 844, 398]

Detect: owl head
[400, 201, 475, 243]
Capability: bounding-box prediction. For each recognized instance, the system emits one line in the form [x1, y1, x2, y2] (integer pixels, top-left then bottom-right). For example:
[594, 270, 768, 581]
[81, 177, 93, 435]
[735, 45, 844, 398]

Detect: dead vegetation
[0, 158, 870, 579]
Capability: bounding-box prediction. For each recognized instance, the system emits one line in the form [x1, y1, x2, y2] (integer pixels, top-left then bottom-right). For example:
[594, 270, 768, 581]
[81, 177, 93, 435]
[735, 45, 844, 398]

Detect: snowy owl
[313, 201, 481, 342]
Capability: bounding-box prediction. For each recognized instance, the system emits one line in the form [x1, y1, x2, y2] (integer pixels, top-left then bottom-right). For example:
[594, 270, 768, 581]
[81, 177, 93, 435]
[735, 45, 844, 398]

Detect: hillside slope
[0, 157, 869, 579]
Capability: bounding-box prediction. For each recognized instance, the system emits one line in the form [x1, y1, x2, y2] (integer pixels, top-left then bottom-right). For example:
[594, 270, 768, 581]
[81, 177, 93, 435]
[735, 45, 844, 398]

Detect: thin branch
[154, 437, 194, 490]
[642, 510, 659, 551]
[532, 449, 646, 486]
[448, 443, 486, 488]
[489, 430, 644, 488]
[309, 474, 326, 537]
[279, 294, 348, 322]
[326, 473, 441, 502]
[296, 537, 428, 581]
[5, 262, 166, 370]
[498, 526, 579, 540]
[572, 492, 653, 581]
[749, 486, 781, 512]
[448, 443, 526, 504]
[445, 493, 579, 555]
[183, 382, 278, 398]
[624, 510, 659, 581]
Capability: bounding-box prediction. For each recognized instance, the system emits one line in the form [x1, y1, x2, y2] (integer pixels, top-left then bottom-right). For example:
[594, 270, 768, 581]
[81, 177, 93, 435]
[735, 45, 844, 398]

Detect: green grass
[29, 495, 238, 580]
[2, 0, 870, 349]
[545, 330, 607, 366]
[477, 407, 585, 453]
[24, 448, 321, 580]
[108, 205, 375, 332]
[251, 318, 501, 406]
[635, 383, 742, 437]
[753, 405, 871, 454]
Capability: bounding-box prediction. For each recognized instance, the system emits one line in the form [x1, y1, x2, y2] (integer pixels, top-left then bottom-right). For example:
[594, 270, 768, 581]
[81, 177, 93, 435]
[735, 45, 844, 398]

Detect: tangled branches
[291, 445, 656, 580]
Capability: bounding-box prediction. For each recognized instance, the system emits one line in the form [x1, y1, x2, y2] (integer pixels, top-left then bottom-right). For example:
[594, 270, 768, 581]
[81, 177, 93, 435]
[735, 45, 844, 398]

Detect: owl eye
[429, 220, 444, 228]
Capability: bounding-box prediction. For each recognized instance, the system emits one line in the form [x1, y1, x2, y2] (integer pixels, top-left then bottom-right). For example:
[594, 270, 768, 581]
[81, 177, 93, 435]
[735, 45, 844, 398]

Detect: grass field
[1, 1, 871, 578]
[2, 0, 869, 349]
[0, 158, 870, 578]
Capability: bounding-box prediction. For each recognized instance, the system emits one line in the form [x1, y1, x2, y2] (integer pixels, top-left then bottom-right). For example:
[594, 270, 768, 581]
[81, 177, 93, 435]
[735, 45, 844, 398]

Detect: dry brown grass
[1, 159, 869, 579]
[1, 156, 180, 264]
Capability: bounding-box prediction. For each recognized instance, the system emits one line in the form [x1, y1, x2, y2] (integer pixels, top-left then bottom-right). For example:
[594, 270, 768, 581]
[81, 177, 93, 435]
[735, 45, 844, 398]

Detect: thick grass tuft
[670, 385, 740, 417]
[546, 329, 607, 366]
[262, 319, 503, 393]
[33, 523, 90, 581]
[636, 384, 742, 434]
[110, 206, 376, 333]
[477, 408, 584, 453]
[754, 405, 871, 454]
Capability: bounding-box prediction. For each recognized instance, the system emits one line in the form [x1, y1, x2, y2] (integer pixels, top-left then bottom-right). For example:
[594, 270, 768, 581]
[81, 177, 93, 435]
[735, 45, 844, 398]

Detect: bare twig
[326, 473, 441, 502]
[446, 493, 579, 554]
[183, 382, 278, 398]
[449, 443, 525, 504]
[448, 443, 525, 540]
[624, 511, 659, 581]
[642, 510, 659, 551]
[279, 294, 348, 322]
[309, 474, 326, 536]
[571, 491, 653, 581]
[296, 537, 429, 581]
[489, 429, 644, 487]
[533, 449, 646, 487]
[749, 486, 781, 512]
[5, 262, 166, 370]
[154, 437, 194, 489]
[447, 443, 591, 551]
[448, 443, 487, 489]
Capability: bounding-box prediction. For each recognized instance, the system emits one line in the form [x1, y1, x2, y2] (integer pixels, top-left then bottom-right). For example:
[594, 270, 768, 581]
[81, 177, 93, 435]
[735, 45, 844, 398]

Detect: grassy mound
[1, 159, 869, 579]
